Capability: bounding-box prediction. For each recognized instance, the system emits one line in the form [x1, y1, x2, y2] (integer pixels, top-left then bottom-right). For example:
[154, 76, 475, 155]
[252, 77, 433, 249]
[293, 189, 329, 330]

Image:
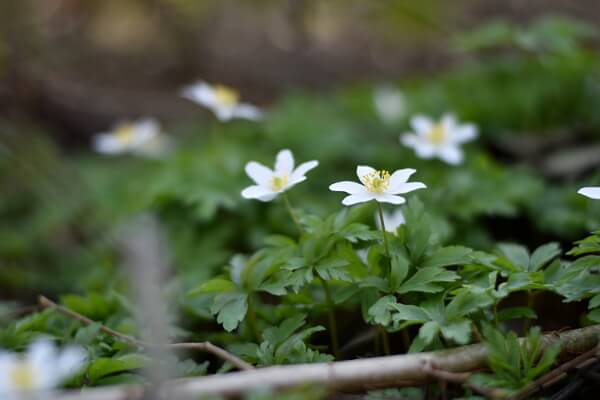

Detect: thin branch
[38, 295, 254, 371]
[422, 362, 509, 399]
[509, 344, 600, 400]
[53, 324, 600, 400]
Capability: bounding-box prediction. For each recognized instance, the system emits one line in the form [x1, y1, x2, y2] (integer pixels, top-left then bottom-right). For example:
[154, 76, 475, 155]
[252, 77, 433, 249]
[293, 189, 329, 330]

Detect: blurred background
[1, 0, 600, 322]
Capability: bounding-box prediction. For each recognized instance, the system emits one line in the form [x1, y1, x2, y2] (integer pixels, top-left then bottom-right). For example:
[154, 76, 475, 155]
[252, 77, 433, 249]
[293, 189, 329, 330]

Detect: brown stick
[508, 344, 600, 400]
[423, 362, 509, 399]
[38, 295, 254, 371]
[53, 324, 600, 400]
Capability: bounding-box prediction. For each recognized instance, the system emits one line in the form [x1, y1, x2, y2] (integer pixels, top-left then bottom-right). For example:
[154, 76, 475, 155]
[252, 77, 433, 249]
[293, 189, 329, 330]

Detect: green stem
[379, 326, 391, 355]
[319, 277, 339, 358]
[401, 328, 411, 352]
[524, 290, 534, 333]
[282, 192, 302, 233]
[377, 203, 392, 277]
[246, 295, 260, 342]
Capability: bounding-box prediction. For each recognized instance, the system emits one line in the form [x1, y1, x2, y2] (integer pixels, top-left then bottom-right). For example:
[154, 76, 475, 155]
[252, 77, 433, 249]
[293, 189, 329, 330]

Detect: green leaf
[421, 246, 474, 269]
[211, 293, 248, 332]
[441, 319, 472, 344]
[497, 244, 530, 270]
[188, 278, 236, 296]
[497, 307, 537, 322]
[389, 254, 410, 291]
[74, 322, 103, 346]
[529, 243, 561, 272]
[87, 354, 149, 383]
[396, 268, 459, 294]
[368, 295, 398, 326]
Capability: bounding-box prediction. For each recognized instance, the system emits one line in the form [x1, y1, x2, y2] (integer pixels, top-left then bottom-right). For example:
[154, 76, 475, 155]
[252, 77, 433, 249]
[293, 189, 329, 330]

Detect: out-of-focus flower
[181, 81, 263, 121]
[0, 340, 86, 399]
[401, 114, 478, 165]
[578, 186, 600, 199]
[329, 166, 426, 206]
[375, 208, 405, 233]
[241, 149, 318, 202]
[373, 85, 406, 124]
[93, 118, 170, 157]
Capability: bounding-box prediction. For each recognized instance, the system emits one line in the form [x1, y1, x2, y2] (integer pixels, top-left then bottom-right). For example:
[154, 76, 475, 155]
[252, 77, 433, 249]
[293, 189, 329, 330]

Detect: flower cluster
[0, 340, 86, 399]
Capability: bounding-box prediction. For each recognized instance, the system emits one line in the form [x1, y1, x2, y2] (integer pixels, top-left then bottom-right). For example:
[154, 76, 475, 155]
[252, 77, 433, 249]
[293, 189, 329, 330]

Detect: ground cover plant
[1, 13, 600, 400]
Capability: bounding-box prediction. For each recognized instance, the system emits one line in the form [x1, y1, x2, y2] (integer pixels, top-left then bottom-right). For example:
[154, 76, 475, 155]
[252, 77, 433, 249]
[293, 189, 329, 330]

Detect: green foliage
[470, 326, 561, 393]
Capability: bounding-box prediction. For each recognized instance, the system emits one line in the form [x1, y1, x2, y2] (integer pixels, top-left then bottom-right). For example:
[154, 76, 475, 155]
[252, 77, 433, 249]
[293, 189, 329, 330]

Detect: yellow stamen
[270, 175, 289, 191]
[213, 85, 240, 106]
[426, 123, 446, 145]
[10, 362, 35, 390]
[363, 170, 391, 193]
[114, 124, 136, 145]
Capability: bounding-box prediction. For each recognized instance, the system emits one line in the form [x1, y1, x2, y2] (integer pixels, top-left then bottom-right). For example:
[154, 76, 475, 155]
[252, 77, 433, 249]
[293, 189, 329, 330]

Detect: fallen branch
[38, 295, 253, 371]
[53, 324, 600, 400]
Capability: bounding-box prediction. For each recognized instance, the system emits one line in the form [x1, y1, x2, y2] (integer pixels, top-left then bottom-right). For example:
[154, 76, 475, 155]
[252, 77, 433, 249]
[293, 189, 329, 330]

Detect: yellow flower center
[270, 174, 289, 191]
[426, 123, 447, 145]
[213, 85, 240, 106]
[114, 124, 136, 145]
[10, 362, 35, 390]
[363, 170, 391, 193]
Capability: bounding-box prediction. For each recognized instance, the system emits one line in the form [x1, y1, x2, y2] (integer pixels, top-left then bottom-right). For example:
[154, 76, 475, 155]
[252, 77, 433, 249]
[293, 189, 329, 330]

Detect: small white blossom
[578, 186, 600, 199]
[329, 166, 426, 206]
[400, 113, 478, 165]
[376, 208, 405, 233]
[93, 118, 169, 157]
[181, 81, 263, 122]
[373, 85, 406, 124]
[0, 340, 86, 399]
[241, 149, 318, 202]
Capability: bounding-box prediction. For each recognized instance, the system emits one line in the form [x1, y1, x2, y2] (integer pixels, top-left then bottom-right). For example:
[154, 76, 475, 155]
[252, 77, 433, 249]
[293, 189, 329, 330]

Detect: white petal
[241, 185, 275, 200]
[579, 187, 600, 199]
[245, 162, 273, 186]
[410, 115, 433, 134]
[374, 194, 406, 205]
[373, 86, 405, 124]
[342, 193, 375, 206]
[441, 113, 457, 131]
[400, 133, 420, 148]
[275, 149, 294, 175]
[0, 352, 16, 391]
[290, 160, 319, 183]
[28, 340, 57, 389]
[286, 176, 306, 188]
[451, 124, 478, 144]
[55, 347, 86, 383]
[257, 193, 278, 202]
[356, 165, 376, 185]
[390, 182, 427, 195]
[232, 104, 263, 121]
[376, 208, 405, 233]
[414, 142, 437, 158]
[213, 105, 236, 121]
[438, 146, 464, 165]
[329, 181, 367, 194]
[180, 82, 215, 106]
[93, 134, 126, 154]
[389, 168, 416, 190]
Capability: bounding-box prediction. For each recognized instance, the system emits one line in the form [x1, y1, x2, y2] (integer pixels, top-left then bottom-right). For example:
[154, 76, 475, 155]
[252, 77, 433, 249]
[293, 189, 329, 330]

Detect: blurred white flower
[375, 208, 405, 233]
[241, 149, 319, 202]
[93, 118, 170, 157]
[373, 85, 406, 124]
[181, 81, 263, 122]
[329, 166, 426, 206]
[0, 340, 86, 399]
[578, 186, 600, 199]
[400, 113, 478, 165]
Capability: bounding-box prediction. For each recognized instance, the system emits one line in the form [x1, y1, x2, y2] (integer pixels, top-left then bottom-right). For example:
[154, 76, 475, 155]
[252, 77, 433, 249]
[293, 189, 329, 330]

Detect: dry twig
[38, 295, 254, 371]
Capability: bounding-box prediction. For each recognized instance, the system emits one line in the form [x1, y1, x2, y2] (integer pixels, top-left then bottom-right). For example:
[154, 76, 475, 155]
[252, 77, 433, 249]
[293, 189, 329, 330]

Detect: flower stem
[379, 326, 391, 355]
[319, 277, 339, 358]
[282, 192, 302, 233]
[377, 203, 391, 261]
[246, 295, 260, 342]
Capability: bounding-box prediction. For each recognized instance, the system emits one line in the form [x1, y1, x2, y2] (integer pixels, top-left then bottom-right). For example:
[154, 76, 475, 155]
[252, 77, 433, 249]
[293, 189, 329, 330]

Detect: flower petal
[241, 185, 275, 200]
[441, 113, 457, 131]
[329, 181, 367, 194]
[451, 124, 478, 144]
[56, 347, 86, 383]
[290, 160, 319, 183]
[375, 194, 406, 205]
[410, 115, 433, 135]
[93, 134, 125, 154]
[342, 193, 375, 206]
[356, 165, 376, 185]
[180, 82, 214, 106]
[275, 149, 294, 175]
[400, 134, 420, 148]
[438, 146, 464, 165]
[389, 168, 416, 189]
[245, 162, 273, 186]
[390, 182, 427, 195]
[578, 186, 600, 199]
[232, 104, 263, 121]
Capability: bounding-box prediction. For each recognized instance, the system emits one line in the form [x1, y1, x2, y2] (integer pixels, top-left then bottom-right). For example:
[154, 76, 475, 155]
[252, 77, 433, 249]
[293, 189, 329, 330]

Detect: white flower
[93, 118, 170, 157]
[578, 186, 600, 199]
[181, 81, 263, 122]
[376, 208, 405, 233]
[329, 166, 426, 206]
[0, 340, 86, 399]
[400, 113, 478, 165]
[373, 85, 406, 124]
[241, 149, 319, 202]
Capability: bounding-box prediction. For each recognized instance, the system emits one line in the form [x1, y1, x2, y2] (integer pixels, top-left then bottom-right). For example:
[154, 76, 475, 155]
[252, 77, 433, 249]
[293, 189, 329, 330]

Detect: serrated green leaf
[211, 293, 248, 332]
[529, 243, 561, 272]
[396, 268, 459, 294]
[188, 278, 236, 296]
[421, 246, 473, 269]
